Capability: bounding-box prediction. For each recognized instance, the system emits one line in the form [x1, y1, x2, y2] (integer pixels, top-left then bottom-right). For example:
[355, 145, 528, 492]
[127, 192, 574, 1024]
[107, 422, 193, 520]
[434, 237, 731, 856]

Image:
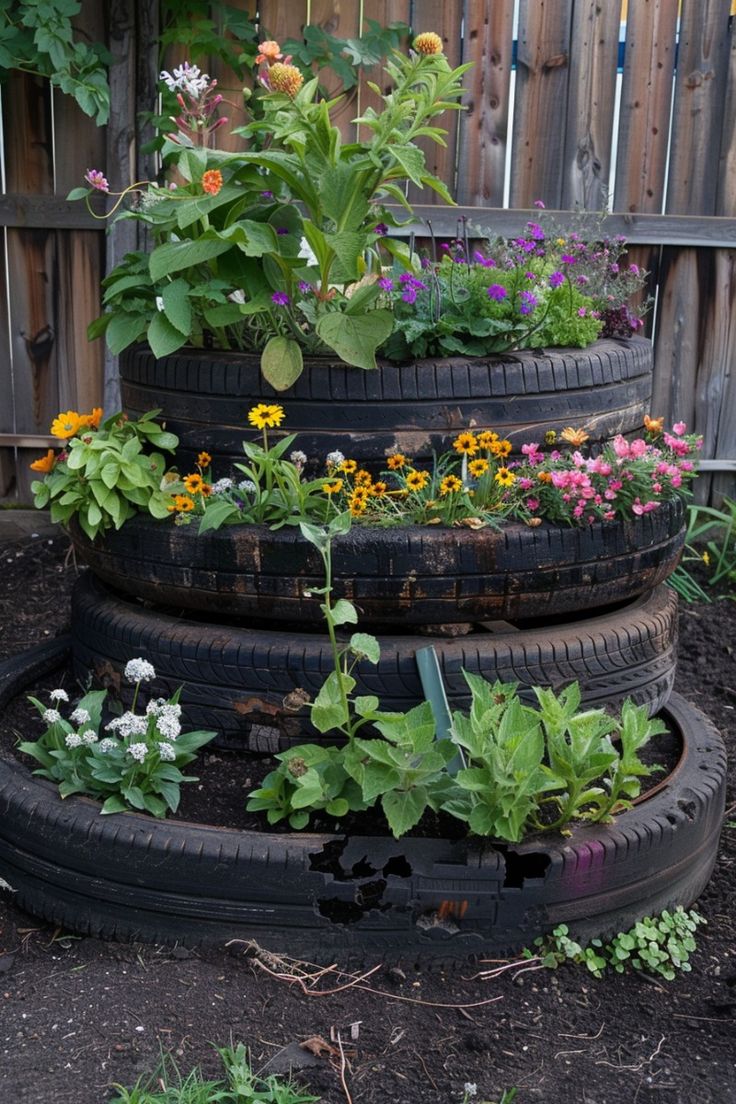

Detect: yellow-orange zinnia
[248, 403, 285, 430]
[29, 449, 56, 473]
[256, 40, 283, 64]
[269, 63, 304, 97]
[50, 410, 82, 439]
[560, 426, 590, 447]
[413, 32, 443, 55]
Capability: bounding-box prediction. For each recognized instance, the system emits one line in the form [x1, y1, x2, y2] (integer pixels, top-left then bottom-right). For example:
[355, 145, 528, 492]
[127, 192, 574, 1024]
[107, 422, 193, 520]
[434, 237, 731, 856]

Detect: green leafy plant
[30, 408, 179, 539]
[109, 1042, 319, 1103]
[74, 34, 469, 384]
[527, 908, 705, 981]
[0, 0, 110, 122]
[20, 658, 216, 817]
[247, 530, 667, 841]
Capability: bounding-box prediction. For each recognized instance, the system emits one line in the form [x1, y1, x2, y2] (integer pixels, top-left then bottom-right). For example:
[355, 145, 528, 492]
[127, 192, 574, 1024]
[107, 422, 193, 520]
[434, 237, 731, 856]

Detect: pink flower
[518, 477, 535, 490]
[521, 442, 544, 465]
[672, 421, 687, 435]
[85, 169, 109, 192]
[628, 438, 648, 458]
[612, 435, 630, 459]
[526, 497, 539, 510]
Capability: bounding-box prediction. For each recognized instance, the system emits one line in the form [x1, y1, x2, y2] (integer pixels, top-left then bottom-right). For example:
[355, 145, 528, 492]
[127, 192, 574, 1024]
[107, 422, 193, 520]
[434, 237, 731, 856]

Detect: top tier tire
[119, 338, 653, 470]
[68, 497, 685, 625]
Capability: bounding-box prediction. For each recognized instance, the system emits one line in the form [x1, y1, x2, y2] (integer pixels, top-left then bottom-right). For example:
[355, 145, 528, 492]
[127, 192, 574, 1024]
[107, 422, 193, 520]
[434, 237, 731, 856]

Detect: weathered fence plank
[562, 0, 622, 210]
[456, 0, 515, 207]
[511, 0, 574, 209]
[716, 8, 736, 216]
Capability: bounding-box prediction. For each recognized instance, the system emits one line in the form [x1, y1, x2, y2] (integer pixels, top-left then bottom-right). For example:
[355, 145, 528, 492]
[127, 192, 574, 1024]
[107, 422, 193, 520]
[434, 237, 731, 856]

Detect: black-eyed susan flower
[371, 481, 388, 496]
[197, 451, 212, 468]
[340, 459, 358, 474]
[477, 430, 498, 450]
[354, 469, 373, 487]
[184, 472, 205, 494]
[349, 494, 368, 516]
[494, 439, 512, 458]
[167, 494, 195, 513]
[322, 479, 344, 495]
[386, 453, 408, 470]
[468, 458, 489, 478]
[453, 431, 478, 456]
[248, 403, 285, 429]
[440, 474, 463, 495]
[405, 468, 430, 492]
[495, 467, 515, 487]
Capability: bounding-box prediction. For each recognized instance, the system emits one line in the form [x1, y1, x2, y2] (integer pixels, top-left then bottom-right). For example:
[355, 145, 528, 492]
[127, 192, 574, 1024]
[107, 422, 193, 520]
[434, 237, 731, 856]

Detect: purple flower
[85, 169, 109, 192]
[575, 274, 589, 286]
[276, 227, 289, 236]
[440, 243, 450, 251]
[373, 223, 389, 236]
[271, 291, 290, 306]
[534, 199, 546, 209]
[260, 190, 274, 199]
[402, 288, 418, 303]
[378, 277, 394, 291]
[487, 284, 507, 301]
[549, 271, 564, 288]
[526, 222, 545, 240]
[519, 290, 538, 315]
[560, 253, 577, 265]
[298, 281, 312, 293]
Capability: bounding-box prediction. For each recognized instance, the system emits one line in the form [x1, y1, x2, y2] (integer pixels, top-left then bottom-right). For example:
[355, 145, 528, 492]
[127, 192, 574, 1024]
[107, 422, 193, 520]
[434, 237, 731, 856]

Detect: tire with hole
[68, 498, 686, 624]
[119, 338, 653, 469]
[0, 647, 726, 959]
[71, 573, 679, 752]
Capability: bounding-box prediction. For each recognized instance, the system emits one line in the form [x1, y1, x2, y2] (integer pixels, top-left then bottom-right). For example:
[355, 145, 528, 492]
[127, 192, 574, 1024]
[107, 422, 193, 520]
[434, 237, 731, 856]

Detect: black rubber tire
[0, 676, 726, 958]
[119, 338, 653, 469]
[70, 574, 679, 752]
[68, 498, 686, 624]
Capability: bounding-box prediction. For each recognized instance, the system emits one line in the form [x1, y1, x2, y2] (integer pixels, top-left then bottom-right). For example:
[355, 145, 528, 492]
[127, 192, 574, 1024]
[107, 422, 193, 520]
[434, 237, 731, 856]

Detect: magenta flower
[487, 284, 507, 301]
[378, 277, 394, 291]
[271, 291, 290, 306]
[85, 169, 109, 192]
[519, 290, 538, 315]
[672, 421, 687, 435]
[549, 271, 564, 288]
[373, 223, 389, 236]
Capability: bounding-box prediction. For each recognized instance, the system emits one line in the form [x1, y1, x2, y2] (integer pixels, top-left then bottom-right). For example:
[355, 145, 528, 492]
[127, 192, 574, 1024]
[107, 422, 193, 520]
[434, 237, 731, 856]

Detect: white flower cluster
[124, 658, 156, 683]
[156, 713, 181, 741]
[65, 733, 82, 749]
[238, 479, 256, 494]
[326, 450, 345, 468]
[42, 708, 61, 725]
[49, 688, 69, 703]
[127, 742, 148, 763]
[70, 707, 90, 726]
[80, 730, 98, 745]
[106, 712, 148, 739]
[157, 741, 177, 762]
[98, 738, 118, 754]
[212, 477, 233, 494]
[290, 450, 307, 471]
[159, 62, 211, 98]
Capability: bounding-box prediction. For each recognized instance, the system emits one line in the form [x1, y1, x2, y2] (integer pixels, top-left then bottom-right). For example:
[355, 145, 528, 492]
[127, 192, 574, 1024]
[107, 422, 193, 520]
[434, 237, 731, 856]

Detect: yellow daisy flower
[495, 467, 515, 487]
[184, 473, 205, 494]
[354, 469, 373, 487]
[247, 403, 285, 430]
[453, 432, 478, 456]
[440, 474, 463, 496]
[340, 459, 358, 474]
[477, 430, 498, 450]
[322, 479, 344, 495]
[386, 453, 408, 470]
[405, 469, 430, 492]
[468, 458, 489, 478]
[197, 451, 212, 468]
[50, 410, 82, 440]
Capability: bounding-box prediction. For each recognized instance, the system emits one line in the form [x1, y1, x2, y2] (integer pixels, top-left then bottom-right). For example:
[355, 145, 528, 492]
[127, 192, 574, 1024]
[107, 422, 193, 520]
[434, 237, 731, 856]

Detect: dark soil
[1, 532, 735, 1104]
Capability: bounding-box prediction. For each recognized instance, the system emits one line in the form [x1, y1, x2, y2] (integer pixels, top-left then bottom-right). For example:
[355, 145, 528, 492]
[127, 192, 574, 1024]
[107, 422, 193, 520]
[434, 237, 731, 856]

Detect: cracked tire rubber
[68, 497, 685, 625]
[0, 672, 726, 959]
[119, 337, 653, 469]
[71, 574, 679, 752]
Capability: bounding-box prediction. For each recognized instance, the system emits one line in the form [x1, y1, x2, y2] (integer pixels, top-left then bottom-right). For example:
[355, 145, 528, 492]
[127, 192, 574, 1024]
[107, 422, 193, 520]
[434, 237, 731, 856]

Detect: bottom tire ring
[71, 573, 678, 751]
[0, 667, 726, 960]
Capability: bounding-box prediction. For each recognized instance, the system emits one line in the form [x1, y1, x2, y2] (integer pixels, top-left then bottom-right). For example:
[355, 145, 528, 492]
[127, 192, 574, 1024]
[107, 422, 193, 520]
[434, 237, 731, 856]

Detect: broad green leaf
[330, 599, 358, 626]
[147, 312, 186, 359]
[261, 336, 303, 391]
[381, 786, 428, 838]
[106, 312, 146, 355]
[161, 279, 192, 336]
[316, 309, 393, 370]
[149, 237, 232, 282]
[349, 632, 380, 664]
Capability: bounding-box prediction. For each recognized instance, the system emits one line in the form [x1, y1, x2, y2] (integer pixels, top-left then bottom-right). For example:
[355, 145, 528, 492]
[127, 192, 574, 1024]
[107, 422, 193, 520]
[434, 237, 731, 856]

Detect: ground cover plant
[0, 527, 735, 1103]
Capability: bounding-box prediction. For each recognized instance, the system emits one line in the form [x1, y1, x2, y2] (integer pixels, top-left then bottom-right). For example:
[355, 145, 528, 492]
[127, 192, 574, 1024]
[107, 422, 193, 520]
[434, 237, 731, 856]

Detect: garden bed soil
[1, 530, 735, 1104]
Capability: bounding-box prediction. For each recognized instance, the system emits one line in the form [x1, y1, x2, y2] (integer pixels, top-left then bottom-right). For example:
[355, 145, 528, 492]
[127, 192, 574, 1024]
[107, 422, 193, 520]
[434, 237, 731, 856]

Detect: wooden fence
[1, 0, 735, 504]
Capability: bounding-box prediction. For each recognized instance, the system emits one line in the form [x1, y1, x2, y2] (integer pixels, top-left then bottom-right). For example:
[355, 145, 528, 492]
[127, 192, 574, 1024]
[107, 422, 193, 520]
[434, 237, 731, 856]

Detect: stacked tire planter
[0, 336, 727, 958]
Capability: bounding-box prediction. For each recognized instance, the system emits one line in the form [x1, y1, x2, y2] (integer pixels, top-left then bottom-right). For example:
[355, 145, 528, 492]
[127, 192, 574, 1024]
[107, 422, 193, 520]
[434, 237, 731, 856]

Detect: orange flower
[256, 40, 283, 64]
[268, 63, 304, 97]
[560, 426, 590, 447]
[413, 32, 443, 55]
[349, 494, 368, 516]
[537, 470, 553, 483]
[50, 410, 82, 439]
[197, 451, 212, 468]
[386, 453, 408, 471]
[170, 494, 195, 513]
[29, 449, 56, 473]
[477, 431, 498, 450]
[354, 469, 373, 487]
[371, 481, 388, 496]
[79, 407, 103, 429]
[200, 483, 212, 497]
[202, 169, 223, 196]
[184, 473, 205, 494]
[495, 439, 513, 458]
[644, 415, 664, 435]
[405, 469, 430, 492]
[340, 459, 358, 474]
